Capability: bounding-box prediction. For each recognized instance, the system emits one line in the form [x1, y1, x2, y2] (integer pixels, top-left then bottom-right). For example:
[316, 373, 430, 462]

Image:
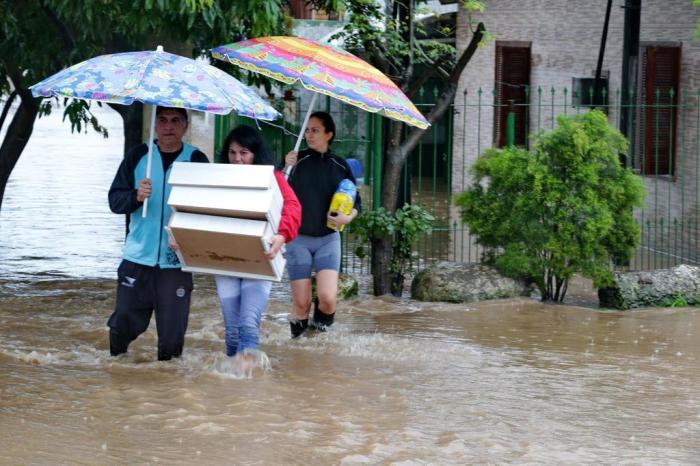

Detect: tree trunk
[107, 102, 143, 237]
[0, 90, 19, 134]
[382, 124, 406, 211]
[0, 92, 40, 212]
[371, 236, 392, 296]
[368, 23, 486, 296]
[108, 102, 143, 155]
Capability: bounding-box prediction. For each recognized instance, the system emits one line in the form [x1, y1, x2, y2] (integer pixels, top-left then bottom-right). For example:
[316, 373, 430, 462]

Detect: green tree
[333, 0, 487, 295]
[455, 110, 645, 302]
[0, 0, 286, 211]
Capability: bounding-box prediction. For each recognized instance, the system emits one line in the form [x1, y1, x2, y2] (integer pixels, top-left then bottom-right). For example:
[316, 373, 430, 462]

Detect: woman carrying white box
[214, 125, 301, 368]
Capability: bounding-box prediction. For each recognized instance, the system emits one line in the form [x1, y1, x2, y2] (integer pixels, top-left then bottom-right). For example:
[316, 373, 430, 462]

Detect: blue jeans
[214, 275, 272, 356]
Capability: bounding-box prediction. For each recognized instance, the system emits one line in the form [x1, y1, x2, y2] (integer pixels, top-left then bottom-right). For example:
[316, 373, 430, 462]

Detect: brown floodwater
[1, 96, 700, 465]
[1, 275, 699, 465]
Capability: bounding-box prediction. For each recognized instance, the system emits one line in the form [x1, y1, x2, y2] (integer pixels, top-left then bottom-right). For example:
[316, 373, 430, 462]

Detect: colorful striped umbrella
[211, 36, 429, 157]
[31, 46, 280, 217]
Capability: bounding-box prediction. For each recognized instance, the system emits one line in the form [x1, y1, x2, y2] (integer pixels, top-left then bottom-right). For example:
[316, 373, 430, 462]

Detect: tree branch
[404, 51, 449, 99]
[39, 1, 77, 54]
[402, 22, 486, 152]
[449, 22, 485, 86]
[0, 90, 18, 135]
[366, 43, 396, 75]
[8, 68, 32, 102]
[413, 40, 450, 79]
[380, 22, 487, 213]
[400, 0, 414, 90]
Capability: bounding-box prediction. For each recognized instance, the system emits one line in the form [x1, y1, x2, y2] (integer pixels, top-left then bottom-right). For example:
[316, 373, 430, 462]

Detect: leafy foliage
[0, 0, 290, 211]
[37, 99, 109, 137]
[352, 203, 434, 281]
[1, 0, 288, 134]
[455, 110, 646, 302]
[331, 0, 488, 77]
[669, 292, 689, 308]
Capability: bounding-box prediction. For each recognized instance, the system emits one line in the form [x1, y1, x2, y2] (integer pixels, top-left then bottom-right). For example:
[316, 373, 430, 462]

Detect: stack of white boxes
[165, 162, 285, 281]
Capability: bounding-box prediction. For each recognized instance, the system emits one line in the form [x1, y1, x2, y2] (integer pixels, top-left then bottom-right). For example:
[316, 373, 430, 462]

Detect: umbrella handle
[285, 93, 318, 178]
[142, 106, 157, 218]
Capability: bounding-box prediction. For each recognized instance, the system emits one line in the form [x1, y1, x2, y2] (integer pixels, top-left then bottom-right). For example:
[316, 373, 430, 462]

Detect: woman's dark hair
[218, 124, 278, 168]
[309, 111, 335, 145]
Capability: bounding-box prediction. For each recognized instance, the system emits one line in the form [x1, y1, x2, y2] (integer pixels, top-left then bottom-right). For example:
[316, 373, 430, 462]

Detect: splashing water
[3, 278, 700, 464]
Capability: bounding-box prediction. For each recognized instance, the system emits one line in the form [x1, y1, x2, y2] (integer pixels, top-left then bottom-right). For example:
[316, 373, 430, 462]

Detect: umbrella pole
[142, 105, 157, 218]
[285, 93, 318, 177]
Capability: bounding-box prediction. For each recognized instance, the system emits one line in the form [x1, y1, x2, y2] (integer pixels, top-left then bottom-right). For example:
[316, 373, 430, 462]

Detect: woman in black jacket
[283, 111, 361, 337]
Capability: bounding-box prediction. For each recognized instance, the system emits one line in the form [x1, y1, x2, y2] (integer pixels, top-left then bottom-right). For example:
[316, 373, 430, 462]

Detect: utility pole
[620, 0, 642, 166]
[593, 0, 614, 107]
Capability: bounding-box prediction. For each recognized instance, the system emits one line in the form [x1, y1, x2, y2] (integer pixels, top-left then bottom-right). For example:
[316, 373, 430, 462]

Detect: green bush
[669, 292, 689, 308]
[455, 110, 645, 302]
[352, 203, 434, 295]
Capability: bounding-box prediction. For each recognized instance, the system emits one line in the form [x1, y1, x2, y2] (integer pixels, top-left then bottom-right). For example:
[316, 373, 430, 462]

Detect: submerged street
[0, 98, 698, 465]
[1, 278, 699, 464]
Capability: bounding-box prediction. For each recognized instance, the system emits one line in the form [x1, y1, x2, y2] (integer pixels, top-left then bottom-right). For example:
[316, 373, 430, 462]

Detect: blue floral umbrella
[30, 45, 280, 216]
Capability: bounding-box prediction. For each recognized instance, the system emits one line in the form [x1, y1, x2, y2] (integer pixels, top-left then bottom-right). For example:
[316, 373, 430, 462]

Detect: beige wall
[187, 111, 215, 160]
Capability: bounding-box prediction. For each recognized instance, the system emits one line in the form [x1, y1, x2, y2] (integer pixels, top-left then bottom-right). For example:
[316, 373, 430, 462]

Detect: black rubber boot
[290, 318, 309, 338]
[310, 300, 335, 332]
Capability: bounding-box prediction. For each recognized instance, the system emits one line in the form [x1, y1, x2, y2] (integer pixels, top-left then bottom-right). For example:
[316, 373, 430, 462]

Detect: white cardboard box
[168, 162, 282, 231]
[166, 211, 285, 281]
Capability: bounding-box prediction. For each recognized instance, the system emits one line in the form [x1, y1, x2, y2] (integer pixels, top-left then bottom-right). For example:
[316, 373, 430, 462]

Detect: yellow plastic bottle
[327, 179, 357, 231]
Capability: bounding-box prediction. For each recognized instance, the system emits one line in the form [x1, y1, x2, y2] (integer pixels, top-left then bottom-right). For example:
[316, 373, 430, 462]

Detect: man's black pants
[108, 260, 194, 361]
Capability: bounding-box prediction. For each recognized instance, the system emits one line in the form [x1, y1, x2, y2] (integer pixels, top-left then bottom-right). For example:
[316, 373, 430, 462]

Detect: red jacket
[274, 170, 301, 243]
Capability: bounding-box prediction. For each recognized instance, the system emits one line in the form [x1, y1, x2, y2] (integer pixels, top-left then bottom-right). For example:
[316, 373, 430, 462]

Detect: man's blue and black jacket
[108, 142, 209, 268]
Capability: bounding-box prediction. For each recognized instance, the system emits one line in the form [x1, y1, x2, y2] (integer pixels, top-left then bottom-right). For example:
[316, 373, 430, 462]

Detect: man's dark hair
[218, 124, 278, 168]
[156, 106, 188, 121]
[309, 111, 335, 145]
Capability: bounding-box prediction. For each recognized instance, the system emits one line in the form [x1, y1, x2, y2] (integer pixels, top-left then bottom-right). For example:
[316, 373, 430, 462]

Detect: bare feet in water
[228, 350, 270, 377]
[231, 353, 256, 374]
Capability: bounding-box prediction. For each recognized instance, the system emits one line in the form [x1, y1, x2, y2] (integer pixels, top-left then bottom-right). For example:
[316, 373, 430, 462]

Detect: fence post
[373, 114, 383, 209]
[506, 99, 516, 147]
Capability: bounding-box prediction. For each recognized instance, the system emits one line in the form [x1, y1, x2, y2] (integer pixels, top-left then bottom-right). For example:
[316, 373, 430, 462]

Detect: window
[572, 76, 609, 108]
[638, 44, 681, 176]
[494, 41, 531, 148]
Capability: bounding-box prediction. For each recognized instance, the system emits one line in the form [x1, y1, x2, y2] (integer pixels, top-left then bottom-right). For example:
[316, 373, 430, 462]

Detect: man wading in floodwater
[106, 106, 209, 361]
